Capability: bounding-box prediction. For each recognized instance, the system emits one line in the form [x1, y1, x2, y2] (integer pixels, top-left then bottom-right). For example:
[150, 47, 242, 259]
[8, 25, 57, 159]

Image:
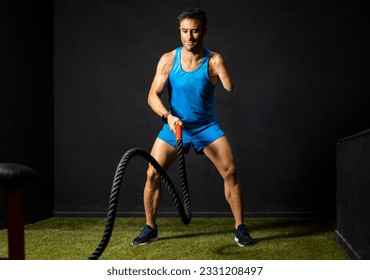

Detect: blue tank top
[168, 46, 216, 126]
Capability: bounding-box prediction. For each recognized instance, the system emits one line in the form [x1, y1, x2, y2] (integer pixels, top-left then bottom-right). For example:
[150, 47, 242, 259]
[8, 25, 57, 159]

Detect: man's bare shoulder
[156, 49, 176, 74]
[209, 51, 225, 66]
[159, 49, 176, 65]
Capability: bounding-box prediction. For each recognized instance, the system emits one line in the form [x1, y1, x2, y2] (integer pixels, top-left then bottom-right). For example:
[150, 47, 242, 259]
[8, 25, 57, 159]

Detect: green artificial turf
[0, 217, 348, 260]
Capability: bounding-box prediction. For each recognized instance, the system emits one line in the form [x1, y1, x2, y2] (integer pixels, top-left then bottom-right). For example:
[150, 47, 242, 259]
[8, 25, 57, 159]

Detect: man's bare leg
[132, 138, 177, 245]
[204, 136, 253, 246]
[204, 136, 244, 227]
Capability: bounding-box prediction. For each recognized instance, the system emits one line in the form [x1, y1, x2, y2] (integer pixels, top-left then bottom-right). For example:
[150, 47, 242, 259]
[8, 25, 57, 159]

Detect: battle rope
[88, 125, 191, 260]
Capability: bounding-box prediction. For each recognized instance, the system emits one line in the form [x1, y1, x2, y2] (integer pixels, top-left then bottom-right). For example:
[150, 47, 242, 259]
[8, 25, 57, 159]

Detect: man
[132, 8, 253, 247]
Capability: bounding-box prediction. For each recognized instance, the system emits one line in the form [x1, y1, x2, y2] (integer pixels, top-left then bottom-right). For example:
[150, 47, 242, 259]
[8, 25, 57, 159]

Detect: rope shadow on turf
[157, 229, 233, 241]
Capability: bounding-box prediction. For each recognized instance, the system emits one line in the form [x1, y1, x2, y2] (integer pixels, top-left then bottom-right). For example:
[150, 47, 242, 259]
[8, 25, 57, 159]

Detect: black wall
[1, 1, 54, 226]
[336, 129, 370, 259]
[53, 0, 370, 217]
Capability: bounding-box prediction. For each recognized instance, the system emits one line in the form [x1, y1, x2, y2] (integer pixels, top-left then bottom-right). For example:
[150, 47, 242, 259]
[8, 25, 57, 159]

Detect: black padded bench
[0, 163, 36, 260]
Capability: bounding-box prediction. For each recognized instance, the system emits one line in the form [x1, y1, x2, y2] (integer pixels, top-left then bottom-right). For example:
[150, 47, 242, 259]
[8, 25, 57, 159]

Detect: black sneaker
[132, 224, 158, 245]
[234, 224, 253, 247]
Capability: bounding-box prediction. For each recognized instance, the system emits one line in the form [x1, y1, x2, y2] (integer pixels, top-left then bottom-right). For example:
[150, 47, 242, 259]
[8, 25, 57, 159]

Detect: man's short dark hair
[177, 8, 208, 28]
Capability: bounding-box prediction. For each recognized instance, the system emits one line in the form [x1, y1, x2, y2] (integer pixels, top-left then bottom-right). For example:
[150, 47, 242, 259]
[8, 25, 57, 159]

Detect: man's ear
[203, 26, 208, 37]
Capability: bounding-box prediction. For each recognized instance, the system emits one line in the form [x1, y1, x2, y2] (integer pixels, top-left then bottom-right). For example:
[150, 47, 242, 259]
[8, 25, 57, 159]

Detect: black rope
[88, 138, 191, 260]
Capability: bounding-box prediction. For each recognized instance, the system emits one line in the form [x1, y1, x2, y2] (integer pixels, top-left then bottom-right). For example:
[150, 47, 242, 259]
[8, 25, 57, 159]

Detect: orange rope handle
[175, 124, 182, 141]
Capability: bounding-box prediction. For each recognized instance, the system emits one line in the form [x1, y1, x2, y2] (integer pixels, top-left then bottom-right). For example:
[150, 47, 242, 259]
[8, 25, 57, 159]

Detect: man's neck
[181, 47, 204, 62]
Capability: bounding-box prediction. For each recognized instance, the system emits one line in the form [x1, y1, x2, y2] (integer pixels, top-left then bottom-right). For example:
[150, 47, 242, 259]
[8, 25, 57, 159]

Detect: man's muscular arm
[147, 52, 172, 116]
[147, 51, 182, 131]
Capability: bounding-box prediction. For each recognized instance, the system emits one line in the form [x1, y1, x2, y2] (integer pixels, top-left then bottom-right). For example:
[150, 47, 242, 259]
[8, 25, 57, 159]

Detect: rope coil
[88, 128, 190, 260]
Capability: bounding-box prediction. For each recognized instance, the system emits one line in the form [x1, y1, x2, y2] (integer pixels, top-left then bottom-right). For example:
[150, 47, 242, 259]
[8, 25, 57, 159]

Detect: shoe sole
[234, 236, 253, 247]
[132, 237, 158, 246]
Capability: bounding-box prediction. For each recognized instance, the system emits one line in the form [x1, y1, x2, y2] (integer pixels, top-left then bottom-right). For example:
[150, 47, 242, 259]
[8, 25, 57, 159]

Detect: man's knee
[221, 163, 238, 182]
[146, 165, 161, 184]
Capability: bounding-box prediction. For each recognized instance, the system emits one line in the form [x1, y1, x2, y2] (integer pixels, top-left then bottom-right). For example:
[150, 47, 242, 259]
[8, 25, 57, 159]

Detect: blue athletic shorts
[157, 121, 225, 154]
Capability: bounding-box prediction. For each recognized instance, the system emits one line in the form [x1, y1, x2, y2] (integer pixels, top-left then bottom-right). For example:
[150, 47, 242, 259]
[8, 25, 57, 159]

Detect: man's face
[179, 18, 207, 52]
